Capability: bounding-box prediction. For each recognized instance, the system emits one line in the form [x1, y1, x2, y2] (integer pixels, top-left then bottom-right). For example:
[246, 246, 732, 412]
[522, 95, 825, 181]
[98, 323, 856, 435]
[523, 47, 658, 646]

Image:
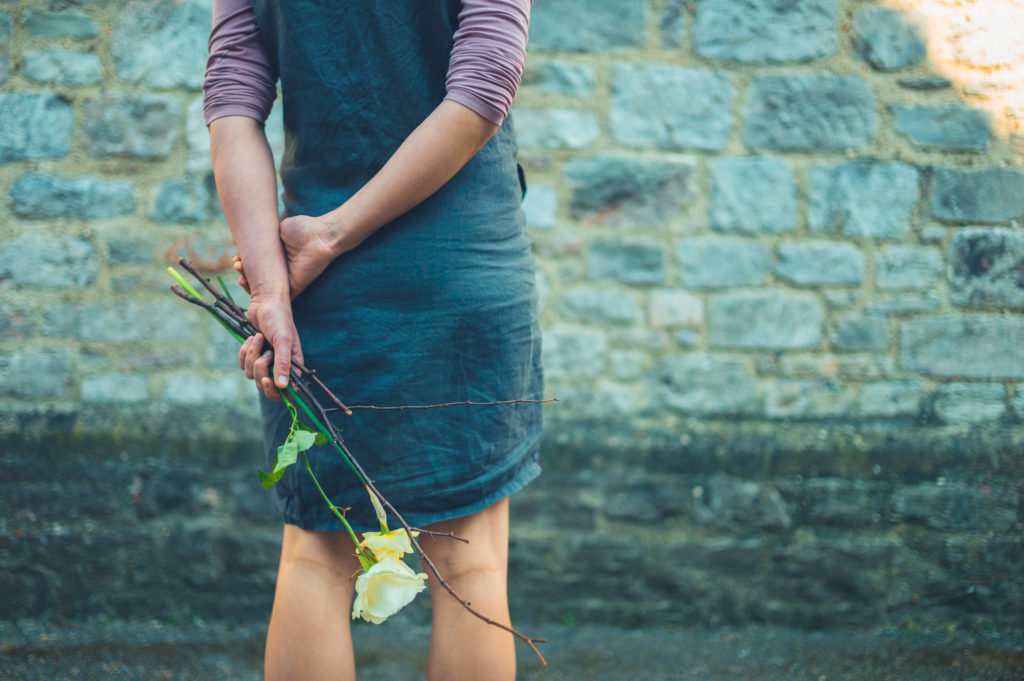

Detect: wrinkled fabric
[252, 0, 543, 532]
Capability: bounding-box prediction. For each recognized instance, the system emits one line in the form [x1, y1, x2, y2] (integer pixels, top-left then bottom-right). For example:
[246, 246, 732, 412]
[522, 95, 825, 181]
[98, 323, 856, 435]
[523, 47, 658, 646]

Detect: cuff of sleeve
[204, 104, 269, 128]
[444, 89, 505, 127]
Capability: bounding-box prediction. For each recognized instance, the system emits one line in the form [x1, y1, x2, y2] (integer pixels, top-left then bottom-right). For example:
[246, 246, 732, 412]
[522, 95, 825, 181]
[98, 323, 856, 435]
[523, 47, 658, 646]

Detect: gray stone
[611, 65, 736, 151]
[551, 381, 645, 419]
[919, 224, 946, 244]
[609, 350, 648, 381]
[949, 228, 1024, 309]
[709, 290, 824, 350]
[933, 383, 1007, 423]
[513, 108, 599, 149]
[892, 482, 1018, 531]
[559, 286, 643, 324]
[606, 484, 685, 523]
[0, 351, 73, 399]
[164, 374, 246, 405]
[1012, 384, 1024, 420]
[186, 96, 213, 174]
[823, 290, 858, 309]
[897, 76, 953, 91]
[525, 61, 595, 96]
[776, 241, 865, 286]
[892, 104, 992, 152]
[0, 93, 74, 162]
[930, 166, 1024, 224]
[694, 475, 791, 530]
[858, 381, 926, 418]
[0, 14, 11, 83]
[808, 161, 920, 240]
[778, 354, 840, 378]
[649, 289, 703, 328]
[851, 7, 926, 71]
[113, 0, 210, 89]
[831, 315, 890, 352]
[153, 176, 210, 223]
[0, 234, 96, 289]
[0, 302, 38, 340]
[744, 74, 877, 151]
[655, 354, 759, 415]
[81, 374, 149, 403]
[542, 324, 608, 381]
[565, 153, 695, 225]
[660, 0, 687, 48]
[21, 49, 102, 85]
[77, 302, 198, 343]
[587, 240, 665, 285]
[10, 172, 136, 220]
[762, 378, 856, 419]
[709, 157, 797, 234]
[25, 10, 98, 38]
[877, 245, 942, 291]
[82, 94, 181, 159]
[866, 292, 942, 315]
[41, 303, 77, 337]
[900, 315, 1024, 379]
[694, 0, 838, 64]
[678, 237, 771, 289]
[802, 478, 882, 527]
[675, 329, 700, 349]
[108, 237, 154, 265]
[522, 185, 556, 229]
[529, 0, 647, 52]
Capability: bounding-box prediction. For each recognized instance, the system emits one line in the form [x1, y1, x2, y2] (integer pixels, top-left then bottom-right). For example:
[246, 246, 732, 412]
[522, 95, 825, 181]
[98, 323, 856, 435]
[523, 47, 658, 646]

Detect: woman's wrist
[320, 206, 366, 257]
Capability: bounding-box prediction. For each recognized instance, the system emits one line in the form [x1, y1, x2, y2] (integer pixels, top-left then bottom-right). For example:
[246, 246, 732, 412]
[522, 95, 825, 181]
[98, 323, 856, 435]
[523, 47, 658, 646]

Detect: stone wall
[1, 0, 1022, 631]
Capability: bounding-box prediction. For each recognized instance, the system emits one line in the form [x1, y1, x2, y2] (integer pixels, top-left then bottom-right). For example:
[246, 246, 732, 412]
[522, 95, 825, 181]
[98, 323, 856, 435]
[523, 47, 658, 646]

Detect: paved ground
[2, 618, 1022, 680]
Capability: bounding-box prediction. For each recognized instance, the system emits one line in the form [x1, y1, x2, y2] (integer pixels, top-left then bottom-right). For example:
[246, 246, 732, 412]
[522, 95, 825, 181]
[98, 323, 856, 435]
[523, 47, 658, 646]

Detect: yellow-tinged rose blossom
[360, 528, 418, 562]
[351, 556, 428, 624]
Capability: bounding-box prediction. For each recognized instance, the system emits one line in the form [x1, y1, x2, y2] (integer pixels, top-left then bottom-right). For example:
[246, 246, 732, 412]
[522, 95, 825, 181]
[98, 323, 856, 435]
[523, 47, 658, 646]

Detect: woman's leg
[420, 497, 516, 681]
[265, 524, 363, 681]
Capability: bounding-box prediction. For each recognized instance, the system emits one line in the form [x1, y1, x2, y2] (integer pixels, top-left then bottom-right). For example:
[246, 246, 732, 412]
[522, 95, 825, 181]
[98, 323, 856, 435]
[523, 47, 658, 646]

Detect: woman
[202, 1, 541, 680]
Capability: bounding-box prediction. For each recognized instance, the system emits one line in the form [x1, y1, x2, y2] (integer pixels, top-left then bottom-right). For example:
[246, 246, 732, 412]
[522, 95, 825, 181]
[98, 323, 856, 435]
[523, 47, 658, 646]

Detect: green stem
[302, 449, 372, 570]
[285, 386, 365, 485]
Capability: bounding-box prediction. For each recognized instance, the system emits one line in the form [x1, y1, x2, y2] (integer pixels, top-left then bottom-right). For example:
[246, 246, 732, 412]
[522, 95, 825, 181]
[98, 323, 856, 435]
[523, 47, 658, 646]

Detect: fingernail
[276, 375, 288, 388]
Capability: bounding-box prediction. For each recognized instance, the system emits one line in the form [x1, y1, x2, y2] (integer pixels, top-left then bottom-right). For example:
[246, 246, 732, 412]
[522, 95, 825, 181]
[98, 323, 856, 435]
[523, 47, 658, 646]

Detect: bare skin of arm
[228, 99, 499, 397]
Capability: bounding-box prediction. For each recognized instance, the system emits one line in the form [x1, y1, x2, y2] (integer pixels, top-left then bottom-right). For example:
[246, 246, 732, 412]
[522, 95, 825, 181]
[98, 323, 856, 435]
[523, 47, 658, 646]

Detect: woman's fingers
[233, 255, 252, 294]
[243, 333, 264, 379]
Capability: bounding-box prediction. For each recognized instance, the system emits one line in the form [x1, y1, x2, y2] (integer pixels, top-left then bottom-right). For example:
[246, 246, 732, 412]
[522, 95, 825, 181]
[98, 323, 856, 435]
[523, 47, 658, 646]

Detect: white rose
[351, 556, 428, 624]
[360, 528, 417, 562]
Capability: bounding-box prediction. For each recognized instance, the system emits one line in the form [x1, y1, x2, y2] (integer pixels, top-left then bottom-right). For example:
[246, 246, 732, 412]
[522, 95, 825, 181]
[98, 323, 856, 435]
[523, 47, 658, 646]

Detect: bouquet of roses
[167, 259, 546, 663]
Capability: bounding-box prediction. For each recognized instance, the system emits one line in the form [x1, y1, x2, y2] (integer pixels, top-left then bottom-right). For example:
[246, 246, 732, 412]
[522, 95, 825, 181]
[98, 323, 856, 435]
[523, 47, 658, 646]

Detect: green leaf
[291, 429, 316, 452]
[313, 432, 328, 446]
[217, 275, 236, 304]
[274, 441, 299, 473]
[258, 468, 284, 490]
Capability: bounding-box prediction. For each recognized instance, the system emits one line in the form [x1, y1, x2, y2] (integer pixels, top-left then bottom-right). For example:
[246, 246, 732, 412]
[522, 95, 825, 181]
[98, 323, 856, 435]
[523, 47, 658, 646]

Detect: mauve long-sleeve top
[202, 0, 531, 127]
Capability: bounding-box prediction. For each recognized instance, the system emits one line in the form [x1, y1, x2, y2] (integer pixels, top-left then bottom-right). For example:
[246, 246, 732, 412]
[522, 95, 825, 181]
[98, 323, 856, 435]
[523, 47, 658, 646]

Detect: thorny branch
[171, 259, 548, 665]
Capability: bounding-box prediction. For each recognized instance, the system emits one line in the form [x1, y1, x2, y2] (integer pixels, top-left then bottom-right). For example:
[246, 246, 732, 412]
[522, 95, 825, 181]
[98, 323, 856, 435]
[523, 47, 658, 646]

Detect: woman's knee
[280, 524, 362, 581]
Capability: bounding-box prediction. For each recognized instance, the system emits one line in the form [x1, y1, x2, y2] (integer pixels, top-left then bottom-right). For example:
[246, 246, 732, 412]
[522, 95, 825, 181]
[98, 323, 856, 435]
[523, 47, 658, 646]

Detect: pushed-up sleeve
[444, 0, 531, 126]
[202, 0, 278, 126]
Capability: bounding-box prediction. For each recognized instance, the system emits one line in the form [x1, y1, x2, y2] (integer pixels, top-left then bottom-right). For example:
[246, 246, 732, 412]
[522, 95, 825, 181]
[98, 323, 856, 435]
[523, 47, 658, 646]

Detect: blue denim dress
[251, 0, 543, 532]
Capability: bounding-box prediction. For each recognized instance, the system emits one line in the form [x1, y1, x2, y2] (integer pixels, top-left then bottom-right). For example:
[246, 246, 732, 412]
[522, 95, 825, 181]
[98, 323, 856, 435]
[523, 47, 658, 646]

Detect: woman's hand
[233, 215, 338, 300]
[240, 294, 304, 401]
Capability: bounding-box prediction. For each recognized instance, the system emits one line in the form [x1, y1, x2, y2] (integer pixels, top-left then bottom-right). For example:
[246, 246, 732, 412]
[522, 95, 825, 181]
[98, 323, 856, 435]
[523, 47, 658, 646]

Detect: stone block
[0, 234, 96, 289]
[0, 92, 74, 162]
[565, 153, 695, 226]
[709, 290, 824, 350]
[892, 482, 1018, 531]
[649, 289, 703, 328]
[660, 0, 687, 48]
[542, 324, 608, 381]
[153, 176, 210, 223]
[587, 240, 665, 285]
[876, 245, 942, 291]
[77, 301, 198, 343]
[892, 104, 992, 152]
[694, 475, 791, 530]
[606, 483, 686, 523]
[513, 107, 599, 149]
[678, 237, 770, 289]
[0, 351, 73, 399]
[522, 184, 556, 229]
[919, 224, 946, 244]
[21, 49, 102, 85]
[113, 0, 209, 89]
[949, 228, 1024, 308]
[164, 374, 246, 405]
[529, 0, 647, 52]
[186, 96, 213, 174]
[823, 290, 858, 309]
[709, 157, 797, 234]
[609, 350, 648, 381]
[25, 10, 99, 38]
[900, 315, 1024, 379]
[778, 354, 840, 377]
[655, 354, 759, 415]
[933, 382, 1006, 423]
[808, 161, 919, 240]
[108, 237, 154, 265]
[41, 303, 78, 337]
[0, 14, 11, 83]
[851, 7, 926, 71]
[743, 74, 877, 151]
[930, 166, 1024, 224]
[776, 241, 865, 286]
[0, 302, 38, 339]
[524, 61, 594, 96]
[611, 65, 736, 151]
[865, 292, 942, 315]
[858, 381, 926, 418]
[675, 329, 700, 349]
[897, 76, 952, 91]
[81, 374, 149, 403]
[10, 172, 136, 220]
[831, 315, 890, 352]
[1012, 384, 1024, 420]
[82, 94, 181, 159]
[694, 0, 838, 64]
[802, 478, 882, 527]
[559, 286, 643, 324]
[762, 378, 856, 418]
